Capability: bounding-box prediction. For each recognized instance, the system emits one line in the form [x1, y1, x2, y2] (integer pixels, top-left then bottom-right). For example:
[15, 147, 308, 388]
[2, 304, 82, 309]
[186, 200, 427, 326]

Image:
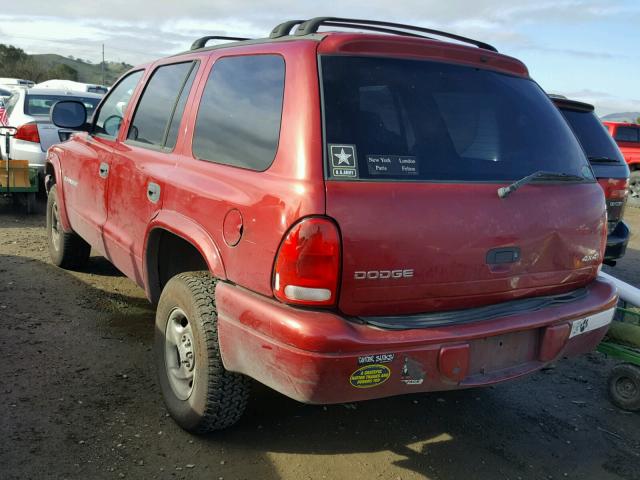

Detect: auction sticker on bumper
[349, 364, 391, 388]
[569, 307, 615, 338]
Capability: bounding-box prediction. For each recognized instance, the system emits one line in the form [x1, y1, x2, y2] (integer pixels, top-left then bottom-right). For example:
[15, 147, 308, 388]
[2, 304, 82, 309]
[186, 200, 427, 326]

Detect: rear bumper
[9, 139, 46, 168]
[605, 220, 629, 261]
[216, 279, 617, 404]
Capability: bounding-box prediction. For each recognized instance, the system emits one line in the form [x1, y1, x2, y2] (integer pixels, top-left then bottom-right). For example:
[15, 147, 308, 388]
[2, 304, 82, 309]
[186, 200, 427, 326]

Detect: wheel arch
[144, 212, 227, 304]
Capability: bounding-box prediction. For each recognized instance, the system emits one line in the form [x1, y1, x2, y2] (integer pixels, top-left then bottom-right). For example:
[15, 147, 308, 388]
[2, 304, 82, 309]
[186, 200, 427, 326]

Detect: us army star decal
[334, 148, 352, 165]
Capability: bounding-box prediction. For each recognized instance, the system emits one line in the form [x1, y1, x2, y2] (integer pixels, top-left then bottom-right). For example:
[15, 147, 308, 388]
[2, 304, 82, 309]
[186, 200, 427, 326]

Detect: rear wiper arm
[498, 170, 586, 199]
[588, 155, 619, 163]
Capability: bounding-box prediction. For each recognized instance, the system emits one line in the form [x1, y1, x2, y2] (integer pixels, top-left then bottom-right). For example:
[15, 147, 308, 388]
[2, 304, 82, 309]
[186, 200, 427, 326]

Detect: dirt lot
[0, 199, 639, 480]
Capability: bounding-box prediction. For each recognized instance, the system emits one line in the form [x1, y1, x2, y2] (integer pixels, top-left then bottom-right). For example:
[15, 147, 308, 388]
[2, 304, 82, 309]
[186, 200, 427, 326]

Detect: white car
[0, 88, 103, 181]
[35, 79, 109, 95]
[0, 78, 35, 90]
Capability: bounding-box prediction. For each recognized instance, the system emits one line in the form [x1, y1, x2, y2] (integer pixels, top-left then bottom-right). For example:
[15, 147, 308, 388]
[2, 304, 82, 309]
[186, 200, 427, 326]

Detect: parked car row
[0, 88, 103, 186]
[44, 17, 626, 433]
[0, 77, 35, 91]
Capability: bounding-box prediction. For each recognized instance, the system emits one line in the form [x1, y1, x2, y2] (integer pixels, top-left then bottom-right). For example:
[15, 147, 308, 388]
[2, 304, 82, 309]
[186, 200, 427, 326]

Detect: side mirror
[51, 100, 88, 130]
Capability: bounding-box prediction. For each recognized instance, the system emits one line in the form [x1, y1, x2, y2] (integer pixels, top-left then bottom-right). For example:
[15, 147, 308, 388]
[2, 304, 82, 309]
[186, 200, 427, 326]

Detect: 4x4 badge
[329, 144, 358, 178]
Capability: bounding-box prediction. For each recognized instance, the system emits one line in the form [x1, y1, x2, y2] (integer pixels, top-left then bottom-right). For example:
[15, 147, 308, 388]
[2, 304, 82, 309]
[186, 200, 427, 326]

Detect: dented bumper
[216, 278, 617, 404]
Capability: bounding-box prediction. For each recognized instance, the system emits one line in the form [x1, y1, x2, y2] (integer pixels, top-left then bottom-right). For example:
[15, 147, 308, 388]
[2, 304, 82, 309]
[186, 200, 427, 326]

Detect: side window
[5, 93, 19, 117]
[615, 126, 640, 143]
[127, 62, 197, 149]
[94, 71, 144, 138]
[193, 55, 285, 171]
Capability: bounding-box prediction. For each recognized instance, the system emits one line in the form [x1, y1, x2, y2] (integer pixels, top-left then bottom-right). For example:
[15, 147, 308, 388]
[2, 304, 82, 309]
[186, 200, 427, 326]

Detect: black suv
[552, 95, 630, 264]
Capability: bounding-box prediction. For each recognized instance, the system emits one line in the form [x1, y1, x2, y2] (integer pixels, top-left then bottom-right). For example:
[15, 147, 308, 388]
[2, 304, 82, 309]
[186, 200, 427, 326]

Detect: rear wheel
[46, 185, 90, 269]
[628, 170, 640, 208]
[155, 272, 250, 433]
[608, 363, 640, 411]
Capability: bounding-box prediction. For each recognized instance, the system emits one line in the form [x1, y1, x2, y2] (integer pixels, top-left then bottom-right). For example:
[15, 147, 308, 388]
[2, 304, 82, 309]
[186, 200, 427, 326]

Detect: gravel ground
[0, 197, 639, 480]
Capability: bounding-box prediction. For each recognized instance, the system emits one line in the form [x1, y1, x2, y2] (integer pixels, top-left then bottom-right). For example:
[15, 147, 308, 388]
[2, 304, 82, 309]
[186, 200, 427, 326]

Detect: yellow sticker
[349, 364, 391, 388]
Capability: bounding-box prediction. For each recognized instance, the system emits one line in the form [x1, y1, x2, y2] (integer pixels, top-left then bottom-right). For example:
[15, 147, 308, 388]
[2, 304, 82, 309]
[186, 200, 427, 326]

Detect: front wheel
[155, 272, 250, 433]
[47, 185, 90, 269]
[608, 363, 640, 411]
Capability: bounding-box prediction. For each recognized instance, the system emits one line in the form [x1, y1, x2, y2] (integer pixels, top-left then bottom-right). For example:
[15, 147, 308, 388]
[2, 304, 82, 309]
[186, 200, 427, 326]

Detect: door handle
[147, 182, 161, 204]
[98, 162, 109, 178]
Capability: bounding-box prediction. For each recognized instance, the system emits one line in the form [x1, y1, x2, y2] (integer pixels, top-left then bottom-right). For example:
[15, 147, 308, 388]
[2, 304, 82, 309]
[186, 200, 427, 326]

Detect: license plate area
[468, 329, 540, 375]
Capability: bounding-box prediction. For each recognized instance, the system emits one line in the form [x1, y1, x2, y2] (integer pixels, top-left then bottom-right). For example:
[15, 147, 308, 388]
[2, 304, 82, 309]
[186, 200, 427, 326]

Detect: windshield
[25, 95, 100, 117]
[321, 56, 590, 182]
[560, 109, 625, 163]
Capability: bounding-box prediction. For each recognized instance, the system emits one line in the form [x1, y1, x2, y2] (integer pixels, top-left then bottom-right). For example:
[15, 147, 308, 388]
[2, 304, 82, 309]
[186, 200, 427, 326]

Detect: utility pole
[101, 44, 105, 86]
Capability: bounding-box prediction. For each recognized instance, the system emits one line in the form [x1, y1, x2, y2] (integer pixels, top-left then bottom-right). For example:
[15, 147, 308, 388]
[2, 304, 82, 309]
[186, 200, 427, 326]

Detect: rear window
[321, 56, 590, 182]
[560, 109, 625, 164]
[25, 95, 100, 117]
[614, 126, 640, 143]
[87, 86, 108, 94]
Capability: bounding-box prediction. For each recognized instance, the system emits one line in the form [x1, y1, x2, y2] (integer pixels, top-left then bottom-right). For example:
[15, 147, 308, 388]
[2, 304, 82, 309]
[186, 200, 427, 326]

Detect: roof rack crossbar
[270, 20, 306, 38]
[190, 36, 251, 50]
[293, 17, 498, 52]
[323, 21, 428, 39]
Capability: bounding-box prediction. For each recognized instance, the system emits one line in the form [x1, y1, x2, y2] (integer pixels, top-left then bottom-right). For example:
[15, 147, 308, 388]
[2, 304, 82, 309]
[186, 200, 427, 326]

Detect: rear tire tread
[164, 272, 250, 433]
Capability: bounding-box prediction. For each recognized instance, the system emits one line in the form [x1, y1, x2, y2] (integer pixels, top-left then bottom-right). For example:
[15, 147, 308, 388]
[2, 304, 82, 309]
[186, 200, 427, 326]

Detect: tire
[155, 272, 250, 433]
[608, 363, 640, 411]
[628, 170, 640, 208]
[46, 184, 91, 269]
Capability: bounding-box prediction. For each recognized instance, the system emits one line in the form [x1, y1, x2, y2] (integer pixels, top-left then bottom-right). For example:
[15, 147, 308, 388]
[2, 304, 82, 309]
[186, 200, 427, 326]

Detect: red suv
[46, 18, 617, 432]
[602, 121, 640, 205]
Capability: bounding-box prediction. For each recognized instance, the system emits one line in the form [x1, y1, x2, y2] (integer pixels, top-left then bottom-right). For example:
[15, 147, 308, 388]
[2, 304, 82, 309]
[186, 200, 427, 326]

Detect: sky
[1, 0, 639, 115]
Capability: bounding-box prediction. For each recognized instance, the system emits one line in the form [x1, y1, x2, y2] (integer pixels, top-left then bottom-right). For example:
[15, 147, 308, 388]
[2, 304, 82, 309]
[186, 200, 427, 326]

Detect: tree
[0, 43, 47, 81]
[636, 117, 640, 124]
[0, 44, 28, 68]
[45, 64, 78, 81]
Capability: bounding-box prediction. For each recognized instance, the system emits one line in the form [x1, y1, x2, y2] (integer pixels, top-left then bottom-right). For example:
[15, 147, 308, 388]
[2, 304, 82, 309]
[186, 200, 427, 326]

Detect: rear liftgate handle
[98, 162, 109, 178]
[147, 182, 161, 204]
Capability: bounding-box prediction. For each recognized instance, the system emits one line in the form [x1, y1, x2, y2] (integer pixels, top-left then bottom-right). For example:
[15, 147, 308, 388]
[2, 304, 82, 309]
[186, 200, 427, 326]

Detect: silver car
[0, 88, 102, 179]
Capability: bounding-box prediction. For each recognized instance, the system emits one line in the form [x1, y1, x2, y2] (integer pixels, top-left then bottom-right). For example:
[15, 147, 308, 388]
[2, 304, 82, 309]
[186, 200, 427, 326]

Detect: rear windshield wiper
[498, 170, 586, 199]
[588, 155, 619, 164]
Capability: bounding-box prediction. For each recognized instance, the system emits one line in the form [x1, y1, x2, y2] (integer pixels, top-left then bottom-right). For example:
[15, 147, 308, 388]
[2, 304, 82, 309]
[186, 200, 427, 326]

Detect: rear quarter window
[192, 55, 285, 171]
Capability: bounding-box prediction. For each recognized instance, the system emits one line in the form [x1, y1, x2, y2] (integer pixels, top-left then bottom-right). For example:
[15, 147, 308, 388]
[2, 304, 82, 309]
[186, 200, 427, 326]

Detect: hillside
[31, 54, 131, 86]
[0, 44, 132, 86]
[601, 112, 640, 123]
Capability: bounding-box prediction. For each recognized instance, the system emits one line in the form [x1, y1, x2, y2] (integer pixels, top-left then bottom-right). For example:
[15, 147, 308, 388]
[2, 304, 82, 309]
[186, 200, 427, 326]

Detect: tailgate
[327, 181, 605, 316]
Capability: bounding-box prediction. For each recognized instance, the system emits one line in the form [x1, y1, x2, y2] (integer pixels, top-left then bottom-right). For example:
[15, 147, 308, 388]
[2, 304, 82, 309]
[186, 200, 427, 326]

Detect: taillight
[14, 122, 40, 143]
[598, 178, 629, 200]
[273, 217, 341, 307]
[598, 178, 628, 231]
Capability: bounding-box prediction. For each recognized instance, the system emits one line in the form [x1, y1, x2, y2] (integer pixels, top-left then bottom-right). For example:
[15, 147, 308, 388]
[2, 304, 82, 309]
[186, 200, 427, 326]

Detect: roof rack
[190, 36, 251, 50]
[279, 17, 497, 52]
[271, 19, 425, 40]
[270, 20, 305, 38]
